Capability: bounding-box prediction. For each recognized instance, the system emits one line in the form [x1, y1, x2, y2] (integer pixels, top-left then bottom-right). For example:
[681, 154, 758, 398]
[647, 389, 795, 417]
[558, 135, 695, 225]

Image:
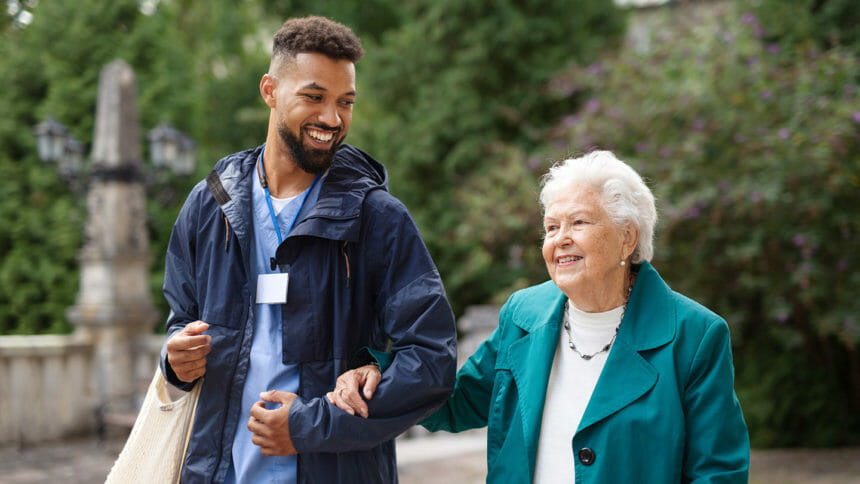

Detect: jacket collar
[210, 144, 389, 249]
[511, 261, 675, 350]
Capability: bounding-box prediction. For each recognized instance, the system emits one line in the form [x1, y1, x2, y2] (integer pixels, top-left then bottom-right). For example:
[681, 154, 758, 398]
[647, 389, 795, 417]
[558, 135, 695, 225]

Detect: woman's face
[542, 183, 636, 312]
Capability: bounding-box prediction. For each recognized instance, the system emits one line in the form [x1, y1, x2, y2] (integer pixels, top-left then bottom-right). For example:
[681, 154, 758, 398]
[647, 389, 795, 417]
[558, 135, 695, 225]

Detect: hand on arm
[326, 364, 382, 418]
[248, 390, 298, 456]
[165, 321, 211, 382]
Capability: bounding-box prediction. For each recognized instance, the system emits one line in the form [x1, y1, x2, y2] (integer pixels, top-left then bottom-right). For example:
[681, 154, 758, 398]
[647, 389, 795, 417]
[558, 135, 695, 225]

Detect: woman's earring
[620, 260, 626, 266]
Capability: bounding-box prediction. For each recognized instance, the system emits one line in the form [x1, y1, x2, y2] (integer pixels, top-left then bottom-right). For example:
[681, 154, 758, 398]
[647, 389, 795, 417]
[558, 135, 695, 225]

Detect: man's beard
[278, 122, 341, 174]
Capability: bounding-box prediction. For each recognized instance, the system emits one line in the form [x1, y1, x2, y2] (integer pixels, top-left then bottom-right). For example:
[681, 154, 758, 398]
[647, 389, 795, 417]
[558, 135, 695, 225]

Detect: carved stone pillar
[67, 59, 158, 416]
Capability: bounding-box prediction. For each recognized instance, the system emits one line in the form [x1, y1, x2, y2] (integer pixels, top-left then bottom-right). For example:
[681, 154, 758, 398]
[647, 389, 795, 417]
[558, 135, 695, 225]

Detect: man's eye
[304, 94, 322, 101]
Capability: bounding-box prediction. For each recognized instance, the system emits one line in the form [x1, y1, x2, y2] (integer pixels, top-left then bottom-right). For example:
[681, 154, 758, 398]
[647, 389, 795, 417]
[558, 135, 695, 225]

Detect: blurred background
[0, 0, 858, 480]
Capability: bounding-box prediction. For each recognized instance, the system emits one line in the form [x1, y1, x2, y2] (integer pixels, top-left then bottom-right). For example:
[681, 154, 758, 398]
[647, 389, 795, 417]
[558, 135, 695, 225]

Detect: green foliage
[354, 0, 626, 314]
[544, 4, 860, 446]
[738, 0, 860, 55]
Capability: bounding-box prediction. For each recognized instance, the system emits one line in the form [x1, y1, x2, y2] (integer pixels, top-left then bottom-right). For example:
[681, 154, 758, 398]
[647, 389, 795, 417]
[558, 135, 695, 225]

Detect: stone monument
[67, 59, 158, 416]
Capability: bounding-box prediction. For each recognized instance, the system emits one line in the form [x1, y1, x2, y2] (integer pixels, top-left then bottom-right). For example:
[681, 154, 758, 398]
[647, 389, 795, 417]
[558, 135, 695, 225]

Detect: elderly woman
[329, 151, 750, 483]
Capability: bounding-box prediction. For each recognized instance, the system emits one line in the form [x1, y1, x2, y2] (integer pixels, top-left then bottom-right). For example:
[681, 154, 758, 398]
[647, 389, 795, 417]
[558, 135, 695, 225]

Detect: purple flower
[561, 114, 579, 128]
[659, 148, 671, 158]
[692, 118, 706, 132]
[837, 259, 848, 272]
[527, 156, 542, 172]
[777, 312, 789, 325]
[587, 63, 602, 76]
[853, 112, 860, 124]
[719, 179, 731, 193]
[778, 128, 790, 140]
[635, 142, 649, 153]
[760, 89, 772, 100]
[683, 207, 701, 220]
[585, 98, 600, 114]
[792, 234, 806, 247]
[768, 44, 781, 55]
[734, 133, 746, 143]
[741, 12, 757, 25]
[750, 190, 761, 203]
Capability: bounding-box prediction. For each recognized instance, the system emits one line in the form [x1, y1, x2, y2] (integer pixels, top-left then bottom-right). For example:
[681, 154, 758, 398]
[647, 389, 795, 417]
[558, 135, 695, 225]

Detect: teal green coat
[422, 262, 749, 483]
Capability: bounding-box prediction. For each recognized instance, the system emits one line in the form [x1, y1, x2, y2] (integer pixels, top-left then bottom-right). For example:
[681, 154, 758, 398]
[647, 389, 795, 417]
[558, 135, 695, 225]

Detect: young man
[161, 16, 457, 483]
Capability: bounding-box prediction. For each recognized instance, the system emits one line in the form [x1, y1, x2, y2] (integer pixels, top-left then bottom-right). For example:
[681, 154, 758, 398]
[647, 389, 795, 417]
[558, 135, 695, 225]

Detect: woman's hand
[326, 364, 382, 418]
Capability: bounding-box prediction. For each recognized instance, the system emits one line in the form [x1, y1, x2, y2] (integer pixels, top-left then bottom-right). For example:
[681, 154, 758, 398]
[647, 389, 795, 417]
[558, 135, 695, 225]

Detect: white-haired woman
[329, 151, 750, 483]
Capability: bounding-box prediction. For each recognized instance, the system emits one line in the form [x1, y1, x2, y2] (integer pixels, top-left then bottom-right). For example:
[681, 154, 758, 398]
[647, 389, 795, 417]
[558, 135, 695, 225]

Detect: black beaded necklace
[563, 274, 634, 361]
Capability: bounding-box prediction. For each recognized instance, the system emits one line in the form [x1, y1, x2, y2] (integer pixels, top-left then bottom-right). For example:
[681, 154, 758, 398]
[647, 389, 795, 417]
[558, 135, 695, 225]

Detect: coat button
[578, 447, 596, 465]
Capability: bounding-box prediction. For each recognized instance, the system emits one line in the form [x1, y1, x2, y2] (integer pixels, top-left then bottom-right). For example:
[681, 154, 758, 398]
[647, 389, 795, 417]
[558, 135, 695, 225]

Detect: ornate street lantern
[148, 121, 194, 173]
[33, 117, 70, 162]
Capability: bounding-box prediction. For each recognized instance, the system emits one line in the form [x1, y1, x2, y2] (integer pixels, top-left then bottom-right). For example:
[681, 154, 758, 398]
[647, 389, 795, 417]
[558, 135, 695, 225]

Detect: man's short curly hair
[272, 16, 364, 69]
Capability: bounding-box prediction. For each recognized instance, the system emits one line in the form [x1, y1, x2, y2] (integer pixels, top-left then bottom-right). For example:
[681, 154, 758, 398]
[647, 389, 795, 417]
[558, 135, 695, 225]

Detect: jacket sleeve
[682, 318, 750, 483]
[158, 188, 203, 391]
[287, 192, 458, 453]
[419, 297, 514, 432]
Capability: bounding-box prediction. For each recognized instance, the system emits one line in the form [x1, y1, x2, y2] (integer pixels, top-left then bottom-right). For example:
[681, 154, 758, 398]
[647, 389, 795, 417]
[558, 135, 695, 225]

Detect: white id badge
[256, 273, 289, 304]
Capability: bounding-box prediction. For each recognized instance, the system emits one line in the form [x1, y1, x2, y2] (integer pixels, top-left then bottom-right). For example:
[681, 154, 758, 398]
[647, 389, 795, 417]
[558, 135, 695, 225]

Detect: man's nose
[317, 102, 341, 128]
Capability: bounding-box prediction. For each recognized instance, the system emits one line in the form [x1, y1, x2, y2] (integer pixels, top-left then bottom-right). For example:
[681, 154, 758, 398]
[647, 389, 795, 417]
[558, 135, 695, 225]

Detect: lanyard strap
[258, 152, 321, 246]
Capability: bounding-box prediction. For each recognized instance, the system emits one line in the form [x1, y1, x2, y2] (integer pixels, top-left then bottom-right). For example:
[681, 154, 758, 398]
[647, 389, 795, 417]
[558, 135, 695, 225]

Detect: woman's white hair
[539, 150, 657, 263]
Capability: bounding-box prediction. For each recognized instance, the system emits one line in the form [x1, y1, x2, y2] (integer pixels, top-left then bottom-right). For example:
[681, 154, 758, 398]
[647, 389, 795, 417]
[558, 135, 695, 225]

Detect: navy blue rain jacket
[160, 144, 457, 483]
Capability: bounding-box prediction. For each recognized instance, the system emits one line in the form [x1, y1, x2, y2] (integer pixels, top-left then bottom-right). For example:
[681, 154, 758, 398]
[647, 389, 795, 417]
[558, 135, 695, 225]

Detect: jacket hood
[330, 143, 388, 193]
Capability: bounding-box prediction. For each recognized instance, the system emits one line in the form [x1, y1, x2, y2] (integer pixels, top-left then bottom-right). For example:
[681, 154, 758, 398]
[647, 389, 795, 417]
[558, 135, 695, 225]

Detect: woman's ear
[623, 223, 639, 261]
[260, 74, 278, 108]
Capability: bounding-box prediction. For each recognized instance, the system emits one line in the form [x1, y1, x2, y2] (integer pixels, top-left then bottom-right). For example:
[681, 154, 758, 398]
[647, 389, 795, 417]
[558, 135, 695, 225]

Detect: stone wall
[0, 333, 162, 447]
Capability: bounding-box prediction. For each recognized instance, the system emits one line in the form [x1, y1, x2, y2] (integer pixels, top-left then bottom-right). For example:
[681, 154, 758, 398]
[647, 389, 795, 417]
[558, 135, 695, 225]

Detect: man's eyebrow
[299, 82, 356, 97]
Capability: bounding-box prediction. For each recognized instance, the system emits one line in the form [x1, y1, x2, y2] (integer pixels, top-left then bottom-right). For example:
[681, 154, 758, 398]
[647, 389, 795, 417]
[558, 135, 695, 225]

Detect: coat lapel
[577, 261, 675, 431]
[502, 286, 566, 478]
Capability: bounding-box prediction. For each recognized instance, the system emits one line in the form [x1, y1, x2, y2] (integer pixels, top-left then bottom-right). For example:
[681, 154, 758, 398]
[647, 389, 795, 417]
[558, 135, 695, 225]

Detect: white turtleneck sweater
[533, 300, 625, 484]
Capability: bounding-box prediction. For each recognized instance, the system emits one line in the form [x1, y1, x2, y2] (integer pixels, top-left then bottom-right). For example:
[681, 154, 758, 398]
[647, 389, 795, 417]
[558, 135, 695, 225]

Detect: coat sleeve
[419, 297, 514, 432]
[287, 192, 458, 453]
[158, 187, 203, 391]
[682, 318, 750, 483]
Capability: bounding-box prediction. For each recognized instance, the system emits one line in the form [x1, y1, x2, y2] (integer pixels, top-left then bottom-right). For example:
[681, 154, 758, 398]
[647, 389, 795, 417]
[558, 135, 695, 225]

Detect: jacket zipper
[224, 215, 231, 252]
[342, 241, 351, 288]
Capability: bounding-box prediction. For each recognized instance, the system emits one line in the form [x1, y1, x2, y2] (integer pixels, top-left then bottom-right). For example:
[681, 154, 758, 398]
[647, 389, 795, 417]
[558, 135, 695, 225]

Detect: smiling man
[160, 16, 457, 483]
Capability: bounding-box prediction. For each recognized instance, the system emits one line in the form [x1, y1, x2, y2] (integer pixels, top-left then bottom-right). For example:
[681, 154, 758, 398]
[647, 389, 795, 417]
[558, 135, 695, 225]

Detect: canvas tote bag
[105, 368, 202, 484]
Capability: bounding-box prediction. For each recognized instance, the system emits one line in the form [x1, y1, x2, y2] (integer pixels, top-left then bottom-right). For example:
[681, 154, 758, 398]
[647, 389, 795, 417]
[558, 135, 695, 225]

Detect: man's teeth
[308, 129, 334, 142]
[559, 256, 582, 263]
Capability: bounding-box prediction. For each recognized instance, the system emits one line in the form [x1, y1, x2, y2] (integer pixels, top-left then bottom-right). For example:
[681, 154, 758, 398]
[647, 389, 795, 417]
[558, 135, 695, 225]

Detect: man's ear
[260, 74, 277, 108]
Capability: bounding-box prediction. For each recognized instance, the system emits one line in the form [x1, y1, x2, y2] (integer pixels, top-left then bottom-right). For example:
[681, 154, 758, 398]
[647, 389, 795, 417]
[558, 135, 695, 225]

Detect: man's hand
[326, 364, 382, 418]
[165, 321, 211, 383]
[248, 390, 298, 456]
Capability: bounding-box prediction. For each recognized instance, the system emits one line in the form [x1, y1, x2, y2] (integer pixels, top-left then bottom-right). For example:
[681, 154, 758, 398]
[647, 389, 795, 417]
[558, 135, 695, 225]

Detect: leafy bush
[739, 0, 860, 55]
[542, 3, 859, 446]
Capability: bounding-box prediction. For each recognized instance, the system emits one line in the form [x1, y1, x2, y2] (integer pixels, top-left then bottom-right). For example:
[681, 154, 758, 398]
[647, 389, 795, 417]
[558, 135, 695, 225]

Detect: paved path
[1, 428, 859, 483]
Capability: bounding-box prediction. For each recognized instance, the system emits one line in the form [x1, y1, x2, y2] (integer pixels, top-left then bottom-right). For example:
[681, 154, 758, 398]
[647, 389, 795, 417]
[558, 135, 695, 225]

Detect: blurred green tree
[0, 0, 269, 333]
[353, 0, 627, 314]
